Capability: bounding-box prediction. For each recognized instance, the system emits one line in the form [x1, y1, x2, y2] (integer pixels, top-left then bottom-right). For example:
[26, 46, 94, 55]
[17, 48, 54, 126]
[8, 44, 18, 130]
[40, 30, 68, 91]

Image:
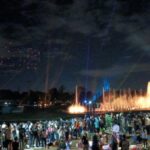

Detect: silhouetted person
[111, 132, 119, 150]
[12, 137, 19, 150]
[82, 133, 89, 150]
[120, 135, 129, 150]
[92, 134, 100, 150]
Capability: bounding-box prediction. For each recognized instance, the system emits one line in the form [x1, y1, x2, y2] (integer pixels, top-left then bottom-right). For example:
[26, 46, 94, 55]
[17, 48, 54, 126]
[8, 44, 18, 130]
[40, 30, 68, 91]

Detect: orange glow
[96, 82, 150, 112]
[68, 85, 87, 114]
[147, 82, 150, 96]
[68, 104, 87, 114]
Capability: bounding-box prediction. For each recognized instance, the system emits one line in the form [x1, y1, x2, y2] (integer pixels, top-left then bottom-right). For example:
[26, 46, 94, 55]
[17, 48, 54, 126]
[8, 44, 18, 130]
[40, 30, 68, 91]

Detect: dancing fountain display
[96, 82, 150, 112]
[68, 86, 87, 114]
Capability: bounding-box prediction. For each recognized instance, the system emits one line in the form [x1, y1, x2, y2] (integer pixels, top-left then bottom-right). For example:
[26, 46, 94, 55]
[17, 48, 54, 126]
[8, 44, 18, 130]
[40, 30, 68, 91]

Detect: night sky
[0, 0, 150, 92]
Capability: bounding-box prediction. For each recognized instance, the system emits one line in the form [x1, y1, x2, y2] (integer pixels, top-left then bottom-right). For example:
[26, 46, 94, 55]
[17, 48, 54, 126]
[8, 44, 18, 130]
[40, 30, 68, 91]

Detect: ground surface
[25, 140, 78, 150]
[0, 108, 75, 121]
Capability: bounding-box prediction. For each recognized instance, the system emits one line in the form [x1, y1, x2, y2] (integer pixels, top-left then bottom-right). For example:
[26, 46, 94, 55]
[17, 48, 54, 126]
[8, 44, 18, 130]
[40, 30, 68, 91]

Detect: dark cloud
[113, 13, 150, 54]
[117, 0, 150, 16]
[54, 0, 74, 5]
[0, 0, 149, 45]
[0, 0, 149, 90]
[79, 63, 150, 77]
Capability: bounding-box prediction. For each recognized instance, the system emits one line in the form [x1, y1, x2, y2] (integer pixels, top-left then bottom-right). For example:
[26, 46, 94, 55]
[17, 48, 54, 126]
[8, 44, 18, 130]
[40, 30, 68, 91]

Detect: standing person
[120, 135, 129, 150]
[12, 137, 19, 150]
[5, 123, 12, 150]
[77, 137, 83, 150]
[91, 134, 100, 150]
[145, 115, 150, 134]
[36, 127, 41, 147]
[57, 137, 66, 150]
[31, 123, 38, 147]
[64, 126, 69, 142]
[41, 129, 47, 148]
[19, 124, 25, 150]
[94, 117, 100, 133]
[0, 129, 2, 150]
[110, 132, 119, 150]
[105, 114, 112, 131]
[58, 127, 64, 140]
[28, 122, 33, 148]
[141, 128, 148, 148]
[82, 133, 89, 150]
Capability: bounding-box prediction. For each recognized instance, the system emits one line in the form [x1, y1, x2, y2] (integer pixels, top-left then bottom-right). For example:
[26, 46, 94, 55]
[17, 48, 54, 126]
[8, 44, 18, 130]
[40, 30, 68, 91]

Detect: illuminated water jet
[96, 82, 150, 112]
[147, 82, 150, 96]
[68, 86, 87, 114]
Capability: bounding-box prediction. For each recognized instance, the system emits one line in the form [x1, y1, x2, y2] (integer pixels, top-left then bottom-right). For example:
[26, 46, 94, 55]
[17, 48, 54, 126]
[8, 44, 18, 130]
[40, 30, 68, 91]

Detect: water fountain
[147, 82, 150, 97]
[95, 82, 150, 112]
[68, 86, 87, 114]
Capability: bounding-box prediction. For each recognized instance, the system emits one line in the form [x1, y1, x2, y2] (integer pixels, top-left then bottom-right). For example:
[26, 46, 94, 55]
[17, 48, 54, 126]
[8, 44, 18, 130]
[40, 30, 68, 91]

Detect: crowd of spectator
[0, 112, 150, 150]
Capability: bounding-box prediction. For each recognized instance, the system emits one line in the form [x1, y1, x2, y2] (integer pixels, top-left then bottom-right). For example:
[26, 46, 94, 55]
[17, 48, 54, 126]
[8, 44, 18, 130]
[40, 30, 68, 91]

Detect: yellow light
[68, 104, 87, 114]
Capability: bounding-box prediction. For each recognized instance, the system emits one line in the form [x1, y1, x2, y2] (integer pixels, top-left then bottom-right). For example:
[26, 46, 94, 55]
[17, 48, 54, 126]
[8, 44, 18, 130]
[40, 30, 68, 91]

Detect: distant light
[34, 102, 37, 107]
[84, 100, 87, 104]
[89, 101, 92, 105]
[4, 102, 8, 105]
[39, 104, 42, 107]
